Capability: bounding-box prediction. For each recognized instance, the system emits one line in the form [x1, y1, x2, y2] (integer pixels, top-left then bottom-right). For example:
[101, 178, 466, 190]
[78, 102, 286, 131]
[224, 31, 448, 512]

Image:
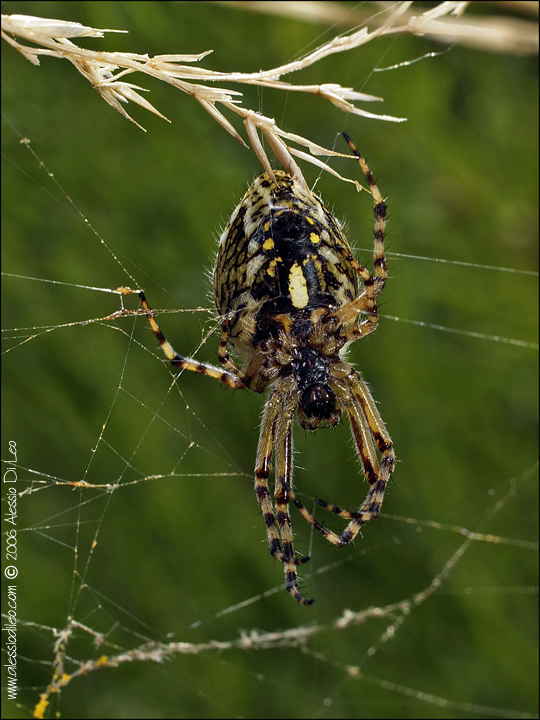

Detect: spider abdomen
[214, 171, 360, 360]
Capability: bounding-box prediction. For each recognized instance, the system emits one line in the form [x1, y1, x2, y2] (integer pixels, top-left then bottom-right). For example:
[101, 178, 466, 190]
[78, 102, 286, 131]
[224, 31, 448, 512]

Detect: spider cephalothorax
[137, 134, 395, 605]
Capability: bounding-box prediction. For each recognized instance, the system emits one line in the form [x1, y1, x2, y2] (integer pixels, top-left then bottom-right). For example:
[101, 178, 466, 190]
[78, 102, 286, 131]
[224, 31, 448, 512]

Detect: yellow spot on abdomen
[288, 262, 309, 308]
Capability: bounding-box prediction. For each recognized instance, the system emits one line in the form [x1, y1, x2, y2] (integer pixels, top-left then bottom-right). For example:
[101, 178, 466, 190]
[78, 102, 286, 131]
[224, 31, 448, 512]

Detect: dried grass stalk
[3, 3, 536, 187]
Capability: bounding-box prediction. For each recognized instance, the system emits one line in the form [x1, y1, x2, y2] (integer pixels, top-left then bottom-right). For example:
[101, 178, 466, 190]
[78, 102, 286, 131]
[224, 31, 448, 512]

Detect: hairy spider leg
[328, 133, 388, 335]
[137, 291, 245, 389]
[283, 370, 394, 548]
[255, 378, 313, 605]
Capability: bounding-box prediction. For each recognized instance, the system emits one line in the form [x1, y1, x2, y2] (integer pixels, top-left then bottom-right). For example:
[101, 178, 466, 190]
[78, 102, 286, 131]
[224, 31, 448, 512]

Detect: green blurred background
[2, 2, 538, 718]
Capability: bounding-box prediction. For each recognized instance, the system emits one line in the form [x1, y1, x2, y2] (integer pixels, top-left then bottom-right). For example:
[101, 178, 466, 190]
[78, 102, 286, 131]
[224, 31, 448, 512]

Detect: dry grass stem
[3, 2, 537, 186]
[0, 5, 409, 187]
[227, 1, 539, 55]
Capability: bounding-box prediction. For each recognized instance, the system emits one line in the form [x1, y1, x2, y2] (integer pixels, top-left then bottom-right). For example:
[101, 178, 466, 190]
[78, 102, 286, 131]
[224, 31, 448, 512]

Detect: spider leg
[323, 134, 388, 339]
[137, 291, 245, 389]
[327, 288, 379, 342]
[217, 315, 248, 377]
[284, 372, 394, 549]
[331, 372, 395, 545]
[342, 132, 388, 290]
[255, 380, 312, 605]
[255, 387, 283, 560]
[274, 393, 313, 605]
[281, 478, 347, 547]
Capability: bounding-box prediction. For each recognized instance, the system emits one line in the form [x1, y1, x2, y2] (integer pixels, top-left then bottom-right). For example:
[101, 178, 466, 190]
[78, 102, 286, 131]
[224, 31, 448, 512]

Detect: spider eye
[299, 384, 340, 429]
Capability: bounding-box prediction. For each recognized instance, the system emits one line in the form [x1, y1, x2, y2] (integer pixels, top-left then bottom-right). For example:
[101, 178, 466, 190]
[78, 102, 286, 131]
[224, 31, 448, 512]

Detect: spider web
[2, 2, 538, 719]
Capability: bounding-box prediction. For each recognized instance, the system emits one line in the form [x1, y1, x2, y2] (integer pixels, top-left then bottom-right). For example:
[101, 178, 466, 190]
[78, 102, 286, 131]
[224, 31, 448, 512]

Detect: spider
[136, 133, 394, 605]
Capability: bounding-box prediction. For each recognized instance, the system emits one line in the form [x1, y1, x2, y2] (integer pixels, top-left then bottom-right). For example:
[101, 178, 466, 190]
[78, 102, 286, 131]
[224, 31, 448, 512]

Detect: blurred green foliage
[2, 2, 538, 718]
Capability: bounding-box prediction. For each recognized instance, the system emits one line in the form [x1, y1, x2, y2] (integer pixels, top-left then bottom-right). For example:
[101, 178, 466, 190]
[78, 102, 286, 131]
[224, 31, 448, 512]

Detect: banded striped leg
[254, 379, 312, 605]
[328, 133, 388, 337]
[216, 315, 247, 378]
[274, 388, 313, 605]
[329, 287, 379, 343]
[283, 372, 394, 549]
[342, 131, 388, 291]
[137, 291, 245, 389]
